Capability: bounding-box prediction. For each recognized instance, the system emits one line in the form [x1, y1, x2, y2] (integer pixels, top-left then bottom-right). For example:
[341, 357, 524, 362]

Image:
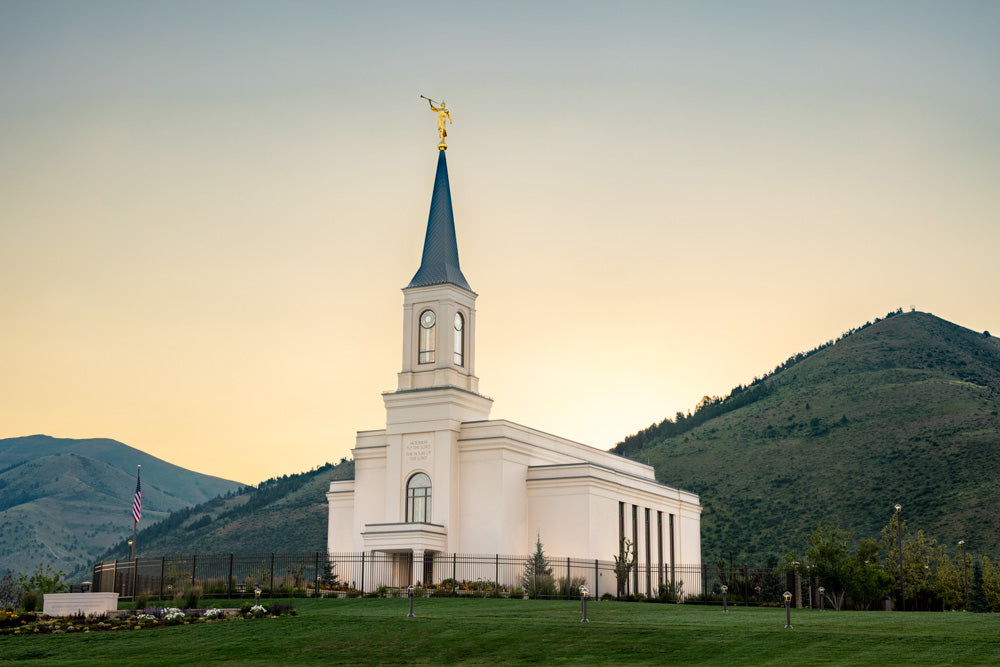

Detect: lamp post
[407, 584, 415, 617]
[895, 504, 904, 611]
[580, 585, 589, 623]
[783, 591, 793, 629]
[721, 585, 728, 613]
[818, 586, 825, 611]
[755, 585, 761, 606]
[959, 540, 968, 611]
[255, 587, 261, 605]
[128, 540, 134, 560]
[790, 561, 800, 609]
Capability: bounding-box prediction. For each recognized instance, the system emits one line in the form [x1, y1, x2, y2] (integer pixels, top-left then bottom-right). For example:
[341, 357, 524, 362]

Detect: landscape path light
[579, 585, 589, 623]
[721, 585, 728, 613]
[407, 584, 415, 617]
[783, 591, 793, 629]
[255, 587, 261, 605]
[755, 585, 761, 605]
[818, 587, 825, 611]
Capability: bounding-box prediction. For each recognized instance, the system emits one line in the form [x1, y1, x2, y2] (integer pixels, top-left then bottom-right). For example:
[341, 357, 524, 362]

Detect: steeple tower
[406, 151, 472, 292]
[395, 150, 487, 397]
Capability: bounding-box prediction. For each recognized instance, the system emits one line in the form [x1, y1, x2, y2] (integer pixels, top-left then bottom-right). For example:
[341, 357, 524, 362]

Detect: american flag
[132, 475, 142, 524]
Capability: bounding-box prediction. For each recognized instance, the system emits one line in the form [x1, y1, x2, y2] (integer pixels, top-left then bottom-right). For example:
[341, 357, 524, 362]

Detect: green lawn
[3, 598, 1000, 665]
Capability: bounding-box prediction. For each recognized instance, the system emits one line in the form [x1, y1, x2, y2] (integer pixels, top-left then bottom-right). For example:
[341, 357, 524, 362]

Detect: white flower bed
[163, 608, 185, 622]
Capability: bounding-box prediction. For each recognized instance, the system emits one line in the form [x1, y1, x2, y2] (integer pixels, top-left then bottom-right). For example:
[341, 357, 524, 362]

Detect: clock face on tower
[421, 311, 436, 328]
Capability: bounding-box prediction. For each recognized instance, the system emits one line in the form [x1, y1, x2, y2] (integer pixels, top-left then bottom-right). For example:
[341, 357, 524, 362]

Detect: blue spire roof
[406, 150, 473, 292]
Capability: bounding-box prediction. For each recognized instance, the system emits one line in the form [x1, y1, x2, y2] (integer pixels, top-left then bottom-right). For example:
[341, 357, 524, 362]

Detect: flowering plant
[163, 608, 186, 624]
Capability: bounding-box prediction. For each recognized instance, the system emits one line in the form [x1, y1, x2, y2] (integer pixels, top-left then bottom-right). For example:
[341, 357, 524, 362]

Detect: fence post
[228, 554, 234, 598]
[191, 555, 197, 589]
[595, 560, 599, 600]
[360, 552, 365, 593]
[160, 557, 165, 600]
[495, 554, 500, 598]
[566, 558, 571, 600]
[269, 553, 275, 597]
[452, 553, 457, 597]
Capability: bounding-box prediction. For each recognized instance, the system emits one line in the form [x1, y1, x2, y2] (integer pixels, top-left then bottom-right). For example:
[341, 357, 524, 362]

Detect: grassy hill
[0, 435, 243, 578]
[80, 458, 355, 580]
[613, 310, 1000, 563]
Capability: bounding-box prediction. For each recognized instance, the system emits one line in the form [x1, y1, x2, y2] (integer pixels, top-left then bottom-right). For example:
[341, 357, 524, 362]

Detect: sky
[2, 1, 998, 486]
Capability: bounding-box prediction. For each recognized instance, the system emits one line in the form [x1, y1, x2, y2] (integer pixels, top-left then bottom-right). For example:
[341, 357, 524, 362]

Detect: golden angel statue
[421, 96, 452, 148]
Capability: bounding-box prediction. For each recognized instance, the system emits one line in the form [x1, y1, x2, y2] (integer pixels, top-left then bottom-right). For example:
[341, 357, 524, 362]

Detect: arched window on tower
[418, 310, 435, 364]
[406, 472, 432, 523]
[454, 312, 464, 366]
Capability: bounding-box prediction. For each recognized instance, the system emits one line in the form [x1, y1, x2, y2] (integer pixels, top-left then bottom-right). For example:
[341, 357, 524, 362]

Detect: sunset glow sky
[3, 1, 998, 485]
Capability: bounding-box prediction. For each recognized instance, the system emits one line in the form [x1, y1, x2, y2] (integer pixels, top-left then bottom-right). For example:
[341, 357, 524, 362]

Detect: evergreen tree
[969, 561, 988, 613]
[522, 533, 552, 598]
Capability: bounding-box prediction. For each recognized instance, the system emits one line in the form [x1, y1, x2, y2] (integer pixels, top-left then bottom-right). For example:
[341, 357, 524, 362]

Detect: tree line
[717, 510, 996, 612]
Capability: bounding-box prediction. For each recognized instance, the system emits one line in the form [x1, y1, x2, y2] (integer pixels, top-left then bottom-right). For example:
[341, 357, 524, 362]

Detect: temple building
[326, 145, 702, 593]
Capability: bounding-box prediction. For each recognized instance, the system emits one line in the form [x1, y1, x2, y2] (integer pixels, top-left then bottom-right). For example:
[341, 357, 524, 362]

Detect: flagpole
[133, 465, 141, 561]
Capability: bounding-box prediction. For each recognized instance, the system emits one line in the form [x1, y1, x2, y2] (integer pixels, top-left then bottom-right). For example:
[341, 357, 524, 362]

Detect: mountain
[0, 435, 243, 578]
[80, 458, 355, 580]
[613, 310, 1000, 563]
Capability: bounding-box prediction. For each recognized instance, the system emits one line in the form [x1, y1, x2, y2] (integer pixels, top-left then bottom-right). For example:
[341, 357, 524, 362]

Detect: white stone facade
[326, 151, 702, 593]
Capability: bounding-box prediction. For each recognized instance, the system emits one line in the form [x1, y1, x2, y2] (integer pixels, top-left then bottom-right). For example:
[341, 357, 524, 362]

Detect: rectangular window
[669, 513, 676, 585]
[419, 326, 435, 364]
[632, 505, 639, 595]
[657, 511, 664, 588]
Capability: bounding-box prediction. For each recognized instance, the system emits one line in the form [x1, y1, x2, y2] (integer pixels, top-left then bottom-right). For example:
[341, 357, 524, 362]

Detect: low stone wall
[43, 592, 119, 617]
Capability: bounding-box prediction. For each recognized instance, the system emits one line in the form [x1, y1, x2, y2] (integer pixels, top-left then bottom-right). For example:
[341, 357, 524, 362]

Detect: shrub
[656, 580, 684, 603]
[600, 592, 615, 601]
[182, 587, 201, 610]
[557, 576, 587, 600]
[538, 575, 558, 598]
[21, 591, 39, 612]
[133, 594, 149, 611]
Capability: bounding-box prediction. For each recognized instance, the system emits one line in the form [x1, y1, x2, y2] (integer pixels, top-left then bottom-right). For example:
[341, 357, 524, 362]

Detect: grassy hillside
[614, 311, 1000, 563]
[0, 436, 243, 578]
[82, 458, 355, 578]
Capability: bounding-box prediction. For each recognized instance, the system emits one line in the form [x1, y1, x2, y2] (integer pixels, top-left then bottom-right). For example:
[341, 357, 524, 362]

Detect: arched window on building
[418, 310, 435, 364]
[454, 312, 464, 366]
[406, 472, 432, 523]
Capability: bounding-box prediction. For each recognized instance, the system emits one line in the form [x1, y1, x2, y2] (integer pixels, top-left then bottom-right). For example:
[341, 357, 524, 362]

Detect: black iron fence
[93, 552, 796, 604]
